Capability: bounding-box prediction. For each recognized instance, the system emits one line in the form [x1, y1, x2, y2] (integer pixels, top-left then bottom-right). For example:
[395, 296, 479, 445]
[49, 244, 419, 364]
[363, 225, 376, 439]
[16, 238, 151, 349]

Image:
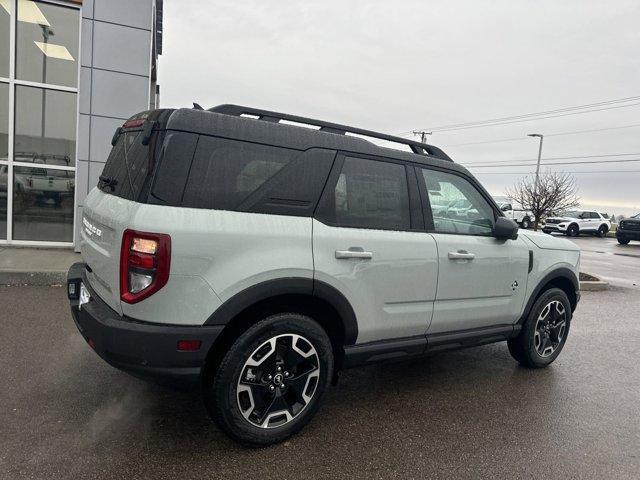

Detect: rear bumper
[67, 262, 223, 387]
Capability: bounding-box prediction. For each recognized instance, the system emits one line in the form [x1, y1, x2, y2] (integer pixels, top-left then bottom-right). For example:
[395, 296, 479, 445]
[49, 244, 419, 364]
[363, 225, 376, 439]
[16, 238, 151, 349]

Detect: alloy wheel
[534, 300, 567, 358]
[236, 333, 320, 428]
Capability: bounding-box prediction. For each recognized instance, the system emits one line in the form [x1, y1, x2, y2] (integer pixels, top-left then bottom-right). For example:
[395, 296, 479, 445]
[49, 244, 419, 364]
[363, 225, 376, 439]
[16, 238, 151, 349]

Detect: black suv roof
[163, 104, 470, 175]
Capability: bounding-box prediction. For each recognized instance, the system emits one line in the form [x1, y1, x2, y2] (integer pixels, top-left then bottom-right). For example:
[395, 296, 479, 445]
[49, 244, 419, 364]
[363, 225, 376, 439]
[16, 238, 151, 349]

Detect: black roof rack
[209, 104, 453, 162]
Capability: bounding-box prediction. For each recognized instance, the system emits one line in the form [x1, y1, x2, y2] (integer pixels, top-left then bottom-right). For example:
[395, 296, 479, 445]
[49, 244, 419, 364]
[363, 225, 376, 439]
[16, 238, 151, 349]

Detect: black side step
[343, 325, 520, 368]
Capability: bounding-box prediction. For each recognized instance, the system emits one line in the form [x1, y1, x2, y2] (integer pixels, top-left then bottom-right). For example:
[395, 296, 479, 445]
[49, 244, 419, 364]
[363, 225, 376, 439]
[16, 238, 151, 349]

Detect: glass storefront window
[14, 85, 76, 167]
[0, 164, 7, 239]
[16, 0, 79, 88]
[12, 165, 74, 241]
[0, 82, 8, 160]
[0, 0, 10, 78]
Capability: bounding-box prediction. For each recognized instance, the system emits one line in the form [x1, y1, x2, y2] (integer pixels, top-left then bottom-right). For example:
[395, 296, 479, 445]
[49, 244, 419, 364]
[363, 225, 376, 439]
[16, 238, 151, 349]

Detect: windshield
[633, 213, 640, 219]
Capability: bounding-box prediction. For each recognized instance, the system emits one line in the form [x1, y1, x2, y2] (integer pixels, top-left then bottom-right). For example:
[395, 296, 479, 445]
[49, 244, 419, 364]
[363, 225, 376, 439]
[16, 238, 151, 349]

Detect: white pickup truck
[493, 196, 533, 229]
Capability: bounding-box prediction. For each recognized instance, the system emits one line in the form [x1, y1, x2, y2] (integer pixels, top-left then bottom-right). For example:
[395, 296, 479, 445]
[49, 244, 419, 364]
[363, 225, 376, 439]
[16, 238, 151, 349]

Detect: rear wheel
[597, 225, 608, 238]
[566, 224, 579, 237]
[618, 237, 630, 245]
[508, 288, 571, 368]
[205, 313, 333, 446]
[521, 217, 531, 229]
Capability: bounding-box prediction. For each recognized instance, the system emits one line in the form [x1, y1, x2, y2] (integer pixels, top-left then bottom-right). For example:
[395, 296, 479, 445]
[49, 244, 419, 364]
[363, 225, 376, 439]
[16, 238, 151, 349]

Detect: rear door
[313, 154, 438, 344]
[417, 167, 530, 334]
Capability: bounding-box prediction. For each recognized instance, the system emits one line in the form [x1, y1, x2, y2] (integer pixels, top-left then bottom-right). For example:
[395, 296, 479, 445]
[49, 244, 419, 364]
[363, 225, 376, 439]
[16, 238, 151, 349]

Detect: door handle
[448, 250, 475, 260]
[335, 248, 373, 260]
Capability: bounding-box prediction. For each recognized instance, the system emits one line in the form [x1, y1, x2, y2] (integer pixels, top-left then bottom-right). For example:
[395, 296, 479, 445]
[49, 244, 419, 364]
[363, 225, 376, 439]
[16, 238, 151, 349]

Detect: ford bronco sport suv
[67, 105, 581, 446]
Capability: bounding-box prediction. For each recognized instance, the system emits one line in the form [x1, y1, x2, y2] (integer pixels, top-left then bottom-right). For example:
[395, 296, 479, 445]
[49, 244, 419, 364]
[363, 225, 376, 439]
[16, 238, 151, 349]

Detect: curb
[0, 271, 66, 286]
[579, 272, 609, 292]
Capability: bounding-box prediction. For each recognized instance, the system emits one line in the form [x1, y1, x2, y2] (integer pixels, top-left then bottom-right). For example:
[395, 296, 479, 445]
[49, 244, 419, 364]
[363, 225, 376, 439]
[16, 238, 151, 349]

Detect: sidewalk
[0, 247, 80, 286]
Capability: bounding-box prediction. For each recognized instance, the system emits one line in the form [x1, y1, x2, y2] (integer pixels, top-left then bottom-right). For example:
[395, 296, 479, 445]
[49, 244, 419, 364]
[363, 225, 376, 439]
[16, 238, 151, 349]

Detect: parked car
[67, 105, 581, 446]
[543, 210, 611, 237]
[493, 196, 533, 229]
[616, 213, 640, 244]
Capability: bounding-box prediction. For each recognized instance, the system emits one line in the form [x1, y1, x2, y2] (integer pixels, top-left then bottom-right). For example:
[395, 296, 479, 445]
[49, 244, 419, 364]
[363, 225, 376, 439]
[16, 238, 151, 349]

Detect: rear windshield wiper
[99, 175, 118, 191]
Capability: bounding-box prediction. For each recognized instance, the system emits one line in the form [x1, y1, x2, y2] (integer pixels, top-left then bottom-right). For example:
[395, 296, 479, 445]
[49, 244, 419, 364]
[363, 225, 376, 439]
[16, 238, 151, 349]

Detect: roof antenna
[193, 103, 204, 110]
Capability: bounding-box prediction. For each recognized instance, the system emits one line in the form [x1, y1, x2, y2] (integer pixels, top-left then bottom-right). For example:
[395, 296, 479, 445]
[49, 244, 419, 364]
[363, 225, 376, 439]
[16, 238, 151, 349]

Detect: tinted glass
[14, 85, 76, 166]
[422, 168, 494, 235]
[0, 0, 10, 78]
[150, 131, 199, 205]
[99, 128, 162, 202]
[0, 82, 7, 160]
[12, 165, 74, 241]
[182, 136, 294, 210]
[589, 212, 600, 219]
[330, 156, 410, 230]
[16, 1, 79, 87]
[0, 164, 7, 239]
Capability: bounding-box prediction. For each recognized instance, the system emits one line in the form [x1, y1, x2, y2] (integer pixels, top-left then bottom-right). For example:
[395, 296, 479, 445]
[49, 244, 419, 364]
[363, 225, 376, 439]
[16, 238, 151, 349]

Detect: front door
[417, 167, 530, 334]
[313, 155, 438, 344]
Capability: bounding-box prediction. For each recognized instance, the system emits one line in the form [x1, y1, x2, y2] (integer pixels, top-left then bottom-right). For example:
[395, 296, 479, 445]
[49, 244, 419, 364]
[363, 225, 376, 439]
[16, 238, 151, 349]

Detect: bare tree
[506, 171, 580, 231]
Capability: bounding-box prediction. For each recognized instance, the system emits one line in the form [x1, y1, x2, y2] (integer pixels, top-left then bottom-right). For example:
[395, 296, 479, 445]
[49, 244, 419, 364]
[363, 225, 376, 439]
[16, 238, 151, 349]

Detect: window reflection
[12, 166, 74, 241]
[15, 85, 76, 167]
[0, 0, 10, 78]
[0, 164, 7, 239]
[0, 82, 8, 160]
[16, 0, 79, 87]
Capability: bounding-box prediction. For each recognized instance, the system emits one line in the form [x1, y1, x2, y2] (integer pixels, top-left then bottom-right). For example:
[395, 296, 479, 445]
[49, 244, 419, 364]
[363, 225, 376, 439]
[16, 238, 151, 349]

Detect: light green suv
[67, 105, 581, 446]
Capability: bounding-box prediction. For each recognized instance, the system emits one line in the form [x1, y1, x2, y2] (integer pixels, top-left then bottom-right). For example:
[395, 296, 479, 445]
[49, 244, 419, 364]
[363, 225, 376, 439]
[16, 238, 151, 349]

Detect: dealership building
[0, 0, 162, 247]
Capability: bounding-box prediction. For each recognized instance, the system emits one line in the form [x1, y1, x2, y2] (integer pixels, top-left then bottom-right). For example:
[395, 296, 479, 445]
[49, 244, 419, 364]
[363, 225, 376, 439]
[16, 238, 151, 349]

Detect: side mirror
[493, 217, 519, 240]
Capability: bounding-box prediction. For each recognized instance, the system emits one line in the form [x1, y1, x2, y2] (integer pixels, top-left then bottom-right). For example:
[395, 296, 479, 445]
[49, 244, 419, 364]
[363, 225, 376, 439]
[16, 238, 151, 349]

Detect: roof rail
[208, 104, 453, 162]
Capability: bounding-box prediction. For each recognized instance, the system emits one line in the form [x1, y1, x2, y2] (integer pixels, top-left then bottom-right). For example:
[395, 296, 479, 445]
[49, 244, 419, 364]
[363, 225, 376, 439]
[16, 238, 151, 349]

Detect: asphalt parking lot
[1, 236, 639, 480]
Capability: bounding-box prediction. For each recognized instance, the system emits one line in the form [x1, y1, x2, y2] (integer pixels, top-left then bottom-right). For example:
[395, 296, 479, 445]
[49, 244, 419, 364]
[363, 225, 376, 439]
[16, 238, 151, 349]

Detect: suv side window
[182, 136, 295, 210]
[589, 212, 600, 219]
[420, 168, 495, 235]
[319, 156, 411, 230]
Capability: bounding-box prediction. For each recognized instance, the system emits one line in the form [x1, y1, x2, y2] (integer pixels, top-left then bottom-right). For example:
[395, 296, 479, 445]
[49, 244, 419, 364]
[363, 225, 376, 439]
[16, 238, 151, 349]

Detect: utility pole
[527, 133, 544, 188]
[412, 130, 432, 144]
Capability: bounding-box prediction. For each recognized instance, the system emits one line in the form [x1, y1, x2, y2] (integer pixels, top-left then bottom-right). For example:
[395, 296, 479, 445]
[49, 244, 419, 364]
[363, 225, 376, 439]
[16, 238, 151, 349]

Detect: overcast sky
[159, 0, 640, 216]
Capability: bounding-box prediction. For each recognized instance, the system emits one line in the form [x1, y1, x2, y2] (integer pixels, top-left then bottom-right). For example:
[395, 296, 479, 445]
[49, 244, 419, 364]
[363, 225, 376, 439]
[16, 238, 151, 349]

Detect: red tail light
[120, 229, 171, 304]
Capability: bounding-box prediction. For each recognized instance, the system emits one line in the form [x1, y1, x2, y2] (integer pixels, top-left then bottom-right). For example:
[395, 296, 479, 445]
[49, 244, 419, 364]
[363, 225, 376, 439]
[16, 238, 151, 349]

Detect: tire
[507, 288, 571, 368]
[204, 313, 333, 446]
[618, 237, 630, 245]
[521, 217, 531, 229]
[566, 224, 579, 237]
[597, 225, 608, 238]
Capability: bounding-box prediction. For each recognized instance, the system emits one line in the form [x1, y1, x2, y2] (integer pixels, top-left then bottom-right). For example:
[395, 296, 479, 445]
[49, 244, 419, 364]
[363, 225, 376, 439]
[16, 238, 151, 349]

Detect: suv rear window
[99, 128, 161, 202]
[181, 136, 295, 210]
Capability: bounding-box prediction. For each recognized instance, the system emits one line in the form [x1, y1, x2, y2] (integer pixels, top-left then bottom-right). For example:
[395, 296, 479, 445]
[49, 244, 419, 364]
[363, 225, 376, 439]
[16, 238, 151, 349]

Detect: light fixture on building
[34, 41, 74, 61]
[0, 0, 51, 25]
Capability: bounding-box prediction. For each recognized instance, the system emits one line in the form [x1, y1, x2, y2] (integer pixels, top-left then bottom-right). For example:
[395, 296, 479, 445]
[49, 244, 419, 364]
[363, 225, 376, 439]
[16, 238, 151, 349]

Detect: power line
[441, 123, 640, 147]
[461, 152, 640, 166]
[401, 95, 640, 133]
[462, 158, 640, 168]
[420, 102, 640, 133]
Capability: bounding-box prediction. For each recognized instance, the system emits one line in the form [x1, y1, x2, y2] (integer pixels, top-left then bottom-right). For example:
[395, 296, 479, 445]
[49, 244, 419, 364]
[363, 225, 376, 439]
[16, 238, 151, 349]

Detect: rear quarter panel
[121, 206, 313, 325]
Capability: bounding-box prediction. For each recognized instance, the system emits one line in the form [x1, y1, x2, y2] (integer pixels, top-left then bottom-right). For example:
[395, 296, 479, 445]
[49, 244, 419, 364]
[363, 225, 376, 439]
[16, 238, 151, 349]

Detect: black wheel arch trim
[518, 267, 579, 325]
[204, 277, 358, 345]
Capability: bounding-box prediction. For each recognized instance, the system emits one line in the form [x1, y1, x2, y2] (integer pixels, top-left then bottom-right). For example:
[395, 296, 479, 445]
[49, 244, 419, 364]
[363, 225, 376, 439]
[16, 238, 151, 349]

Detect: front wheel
[618, 237, 630, 245]
[508, 288, 571, 368]
[521, 217, 531, 229]
[566, 224, 579, 237]
[205, 313, 333, 446]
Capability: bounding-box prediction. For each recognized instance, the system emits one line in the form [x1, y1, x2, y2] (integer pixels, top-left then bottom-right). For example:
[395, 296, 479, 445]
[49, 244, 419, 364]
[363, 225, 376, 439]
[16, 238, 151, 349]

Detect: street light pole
[528, 133, 544, 187]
